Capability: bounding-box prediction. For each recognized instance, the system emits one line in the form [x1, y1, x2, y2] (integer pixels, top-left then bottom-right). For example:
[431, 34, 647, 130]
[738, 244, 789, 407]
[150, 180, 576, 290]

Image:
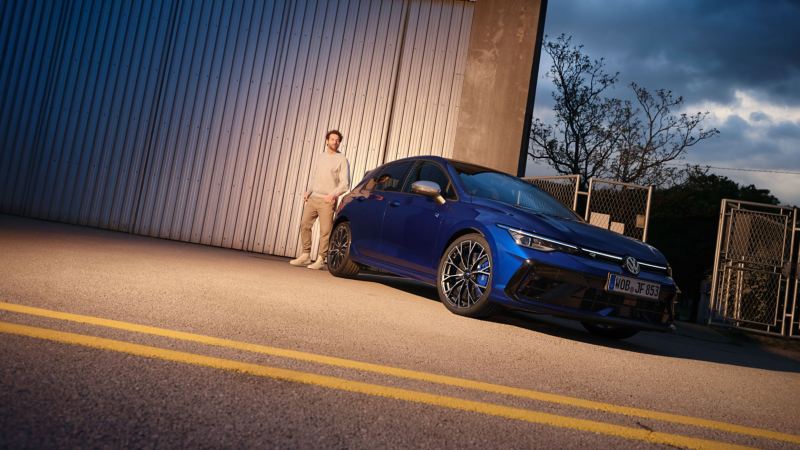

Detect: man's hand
[324, 194, 337, 204]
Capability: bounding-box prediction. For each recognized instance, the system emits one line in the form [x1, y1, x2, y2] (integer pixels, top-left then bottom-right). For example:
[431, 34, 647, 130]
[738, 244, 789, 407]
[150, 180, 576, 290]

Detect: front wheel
[581, 322, 640, 339]
[437, 234, 497, 318]
[328, 222, 360, 278]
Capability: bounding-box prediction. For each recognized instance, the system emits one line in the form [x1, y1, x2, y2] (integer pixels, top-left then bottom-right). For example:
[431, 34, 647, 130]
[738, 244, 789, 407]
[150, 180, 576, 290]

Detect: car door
[379, 161, 457, 276]
[347, 161, 414, 258]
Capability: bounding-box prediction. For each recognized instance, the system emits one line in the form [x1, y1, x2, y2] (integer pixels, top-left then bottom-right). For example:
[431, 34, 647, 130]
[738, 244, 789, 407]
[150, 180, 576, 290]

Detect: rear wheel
[581, 322, 640, 339]
[328, 222, 360, 278]
[437, 234, 497, 318]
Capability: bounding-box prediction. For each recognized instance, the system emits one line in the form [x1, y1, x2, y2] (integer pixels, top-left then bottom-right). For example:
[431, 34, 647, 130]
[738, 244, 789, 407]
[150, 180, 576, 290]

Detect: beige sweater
[307, 151, 350, 198]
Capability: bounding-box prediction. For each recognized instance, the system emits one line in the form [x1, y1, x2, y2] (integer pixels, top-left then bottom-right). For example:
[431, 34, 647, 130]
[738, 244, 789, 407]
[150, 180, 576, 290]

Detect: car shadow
[357, 273, 800, 374]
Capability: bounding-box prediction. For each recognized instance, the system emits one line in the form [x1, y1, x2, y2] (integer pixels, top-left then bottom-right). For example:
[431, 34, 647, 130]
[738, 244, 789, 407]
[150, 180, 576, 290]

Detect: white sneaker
[307, 256, 326, 270]
[289, 253, 311, 266]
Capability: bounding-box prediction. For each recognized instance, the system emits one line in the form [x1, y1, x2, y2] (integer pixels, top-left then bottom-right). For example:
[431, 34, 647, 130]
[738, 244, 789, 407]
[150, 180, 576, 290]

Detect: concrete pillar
[452, 0, 547, 176]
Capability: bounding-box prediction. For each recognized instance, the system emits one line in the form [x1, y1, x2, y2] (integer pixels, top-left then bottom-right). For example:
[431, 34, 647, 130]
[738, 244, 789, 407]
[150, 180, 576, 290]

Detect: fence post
[584, 178, 594, 222]
[708, 199, 728, 324]
[787, 207, 799, 336]
[642, 185, 653, 243]
[572, 175, 580, 211]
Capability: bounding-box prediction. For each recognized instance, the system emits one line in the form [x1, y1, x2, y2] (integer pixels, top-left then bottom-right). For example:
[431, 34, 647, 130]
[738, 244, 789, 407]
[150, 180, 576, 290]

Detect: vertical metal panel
[0, 0, 65, 214]
[132, 0, 204, 238]
[0, 0, 475, 259]
[269, 0, 330, 255]
[179, 0, 239, 243]
[442, 1, 472, 156]
[132, 0, 286, 248]
[246, 0, 414, 256]
[12, 0, 178, 231]
[385, 0, 472, 162]
[185, 0, 244, 245]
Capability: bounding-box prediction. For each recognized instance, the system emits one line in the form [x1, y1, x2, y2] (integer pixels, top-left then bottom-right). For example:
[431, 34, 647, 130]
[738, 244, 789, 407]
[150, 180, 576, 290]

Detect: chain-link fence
[523, 176, 652, 242]
[522, 175, 580, 210]
[709, 199, 799, 337]
[585, 178, 652, 242]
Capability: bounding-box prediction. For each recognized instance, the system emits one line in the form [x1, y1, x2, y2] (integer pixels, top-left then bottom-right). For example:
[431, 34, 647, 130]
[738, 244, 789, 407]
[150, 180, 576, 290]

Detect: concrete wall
[452, 0, 547, 175]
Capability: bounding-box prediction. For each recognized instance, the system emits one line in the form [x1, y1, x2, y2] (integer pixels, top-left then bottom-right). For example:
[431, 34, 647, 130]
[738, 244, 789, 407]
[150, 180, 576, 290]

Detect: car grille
[577, 248, 670, 276]
[513, 263, 674, 325]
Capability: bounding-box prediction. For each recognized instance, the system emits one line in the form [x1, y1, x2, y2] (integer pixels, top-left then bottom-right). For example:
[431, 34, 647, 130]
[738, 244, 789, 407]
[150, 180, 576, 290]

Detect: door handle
[389, 201, 400, 207]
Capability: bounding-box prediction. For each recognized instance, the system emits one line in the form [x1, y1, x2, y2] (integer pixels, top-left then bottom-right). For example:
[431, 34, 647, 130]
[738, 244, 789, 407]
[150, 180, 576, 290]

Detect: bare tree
[529, 34, 625, 188]
[530, 35, 718, 188]
[606, 83, 719, 186]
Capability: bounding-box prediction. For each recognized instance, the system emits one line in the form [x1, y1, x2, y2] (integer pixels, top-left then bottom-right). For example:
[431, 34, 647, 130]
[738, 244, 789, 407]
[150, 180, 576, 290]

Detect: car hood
[474, 198, 667, 264]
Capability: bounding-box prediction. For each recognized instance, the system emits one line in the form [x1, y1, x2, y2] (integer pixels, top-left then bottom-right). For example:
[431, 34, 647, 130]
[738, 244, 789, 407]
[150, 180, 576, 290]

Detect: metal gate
[523, 175, 652, 242]
[709, 199, 800, 337]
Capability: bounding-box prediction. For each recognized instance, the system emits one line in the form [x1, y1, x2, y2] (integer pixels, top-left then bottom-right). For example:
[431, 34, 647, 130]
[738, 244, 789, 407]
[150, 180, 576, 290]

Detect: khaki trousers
[299, 196, 336, 258]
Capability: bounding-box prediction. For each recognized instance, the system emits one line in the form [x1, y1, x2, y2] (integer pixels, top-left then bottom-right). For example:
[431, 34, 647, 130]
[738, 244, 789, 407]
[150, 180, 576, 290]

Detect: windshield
[452, 162, 580, 220]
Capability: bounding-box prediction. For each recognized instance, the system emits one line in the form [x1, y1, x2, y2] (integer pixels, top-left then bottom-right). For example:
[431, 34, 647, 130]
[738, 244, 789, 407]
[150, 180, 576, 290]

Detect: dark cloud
[749, 111, 770, 122]
[531, 0, 800, 205]
[772, 121, 800, 140]
[541, 0, 800, 105]
[689, 117, 797, 170]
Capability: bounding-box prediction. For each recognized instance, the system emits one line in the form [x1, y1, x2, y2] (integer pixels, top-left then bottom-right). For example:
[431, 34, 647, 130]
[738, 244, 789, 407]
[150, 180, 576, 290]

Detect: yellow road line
[0, 321, 753, 450]
[1, 301, 797, 445]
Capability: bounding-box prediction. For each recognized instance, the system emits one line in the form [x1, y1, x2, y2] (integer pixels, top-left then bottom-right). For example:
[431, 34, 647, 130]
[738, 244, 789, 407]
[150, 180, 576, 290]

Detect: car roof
[383, 155, 500, 174]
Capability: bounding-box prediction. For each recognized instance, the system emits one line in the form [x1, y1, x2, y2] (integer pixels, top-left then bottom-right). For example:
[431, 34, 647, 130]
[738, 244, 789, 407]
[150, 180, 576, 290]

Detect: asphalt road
[1, 214, 799, 449]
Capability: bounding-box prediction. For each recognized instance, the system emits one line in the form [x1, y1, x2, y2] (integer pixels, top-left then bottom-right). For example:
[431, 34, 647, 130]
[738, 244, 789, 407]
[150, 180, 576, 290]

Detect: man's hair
[326, 129, 343, 141]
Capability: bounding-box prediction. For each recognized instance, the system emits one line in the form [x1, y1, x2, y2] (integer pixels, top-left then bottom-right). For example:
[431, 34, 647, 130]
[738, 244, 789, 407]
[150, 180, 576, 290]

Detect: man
[289, 130, 350, 270]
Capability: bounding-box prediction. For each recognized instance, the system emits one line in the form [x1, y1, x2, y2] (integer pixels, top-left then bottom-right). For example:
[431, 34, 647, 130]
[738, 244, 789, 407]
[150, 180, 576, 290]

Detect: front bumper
[503, 259, 676, 332]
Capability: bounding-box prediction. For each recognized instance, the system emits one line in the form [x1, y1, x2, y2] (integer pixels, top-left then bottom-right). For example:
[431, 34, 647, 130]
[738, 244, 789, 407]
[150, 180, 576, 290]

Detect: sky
[526, 0, 800, 206]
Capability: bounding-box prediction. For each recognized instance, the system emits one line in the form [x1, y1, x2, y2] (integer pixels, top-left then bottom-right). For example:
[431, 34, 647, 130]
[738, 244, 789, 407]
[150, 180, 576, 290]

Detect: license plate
[606, 274, 660, 300]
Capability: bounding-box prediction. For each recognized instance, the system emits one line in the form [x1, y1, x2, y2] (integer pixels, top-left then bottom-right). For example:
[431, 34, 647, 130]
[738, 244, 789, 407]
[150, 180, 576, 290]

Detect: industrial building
[0, 0, 546, 257]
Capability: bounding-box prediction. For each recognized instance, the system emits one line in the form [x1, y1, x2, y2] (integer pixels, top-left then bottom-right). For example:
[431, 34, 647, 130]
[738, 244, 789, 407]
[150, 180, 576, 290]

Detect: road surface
[1, 215, 798, 448]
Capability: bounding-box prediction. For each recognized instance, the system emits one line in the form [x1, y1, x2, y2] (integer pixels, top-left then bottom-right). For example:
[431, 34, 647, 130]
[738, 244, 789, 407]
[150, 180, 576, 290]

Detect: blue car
[328, 156, 676, 339]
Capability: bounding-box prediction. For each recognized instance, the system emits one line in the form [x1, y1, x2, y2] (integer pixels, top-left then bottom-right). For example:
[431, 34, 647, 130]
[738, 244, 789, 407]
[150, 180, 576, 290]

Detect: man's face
[326, 134, 341, 151]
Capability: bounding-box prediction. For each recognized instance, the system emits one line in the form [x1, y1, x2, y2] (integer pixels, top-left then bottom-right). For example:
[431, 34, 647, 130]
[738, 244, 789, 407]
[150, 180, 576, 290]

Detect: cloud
[749, 111, 770, 122]
[719, 172, 800, 207]
[687, 90, 800, 125]
[531, 1, 800, 206]
[542, 0, 800, 105]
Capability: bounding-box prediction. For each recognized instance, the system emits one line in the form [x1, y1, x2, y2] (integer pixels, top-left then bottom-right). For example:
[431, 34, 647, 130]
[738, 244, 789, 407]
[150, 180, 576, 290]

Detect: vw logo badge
[623, 256, 640, 275]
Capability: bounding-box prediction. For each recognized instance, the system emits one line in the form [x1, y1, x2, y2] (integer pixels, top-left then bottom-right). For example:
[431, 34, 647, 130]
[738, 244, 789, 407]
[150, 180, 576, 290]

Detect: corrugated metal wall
[0, 0, 473, 257]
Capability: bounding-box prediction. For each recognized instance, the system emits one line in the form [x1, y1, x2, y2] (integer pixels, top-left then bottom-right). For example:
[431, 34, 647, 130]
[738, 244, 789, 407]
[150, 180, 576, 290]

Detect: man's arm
[334, 158, 350, 196]
[325, 158, 350, 202]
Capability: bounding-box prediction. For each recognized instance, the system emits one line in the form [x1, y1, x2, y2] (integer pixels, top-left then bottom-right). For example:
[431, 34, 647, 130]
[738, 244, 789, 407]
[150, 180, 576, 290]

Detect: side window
[405, 162, 456, 199]
[372, 161, 413, 192]
[354, 169, 379, 195]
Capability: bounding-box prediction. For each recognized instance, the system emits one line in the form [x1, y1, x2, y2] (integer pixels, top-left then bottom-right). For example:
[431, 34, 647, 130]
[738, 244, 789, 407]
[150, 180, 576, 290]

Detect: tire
[437, 233, 498, 318]
[327, 222, 360, 278]
[581, 322, 640, 339]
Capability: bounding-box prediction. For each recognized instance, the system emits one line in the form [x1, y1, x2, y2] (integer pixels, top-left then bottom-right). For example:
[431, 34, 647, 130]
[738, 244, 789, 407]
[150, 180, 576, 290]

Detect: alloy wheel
[440, 239, 491, 308]
[328, 225, 349, 271]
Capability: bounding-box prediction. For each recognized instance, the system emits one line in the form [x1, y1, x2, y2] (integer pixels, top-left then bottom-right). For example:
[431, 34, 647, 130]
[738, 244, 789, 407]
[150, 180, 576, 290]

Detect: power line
[666, 164, 800, 175]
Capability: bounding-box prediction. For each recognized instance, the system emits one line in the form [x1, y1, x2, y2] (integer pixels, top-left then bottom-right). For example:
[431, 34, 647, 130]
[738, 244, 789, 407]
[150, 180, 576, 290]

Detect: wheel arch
[441, 228, 483, 257]
[333, 214, 349, 228]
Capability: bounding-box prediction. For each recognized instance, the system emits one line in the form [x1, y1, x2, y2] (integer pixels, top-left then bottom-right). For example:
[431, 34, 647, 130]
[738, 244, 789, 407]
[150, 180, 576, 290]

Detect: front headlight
[498, 224, 578, 253]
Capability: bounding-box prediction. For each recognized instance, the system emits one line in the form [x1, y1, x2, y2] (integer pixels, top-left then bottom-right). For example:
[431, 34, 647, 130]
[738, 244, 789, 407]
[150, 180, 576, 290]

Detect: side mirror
[411, 180, 446, 205]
